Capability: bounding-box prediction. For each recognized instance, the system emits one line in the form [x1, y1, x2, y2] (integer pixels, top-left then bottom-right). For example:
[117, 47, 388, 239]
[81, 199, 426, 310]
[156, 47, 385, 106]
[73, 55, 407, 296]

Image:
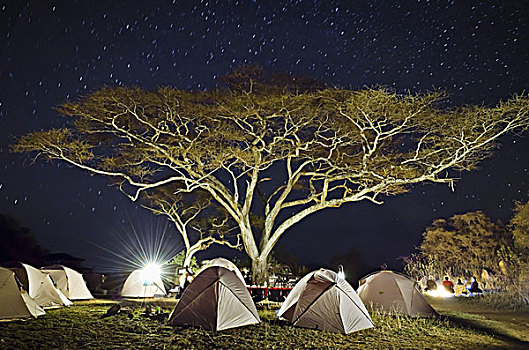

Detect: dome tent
[200, 257, 246, 283]
[0, 266, 45, 321]
[277, 269, 374, 334]
[41, 265, 93, 300]
[12, 263, 72, 308]
[357, 270, 437, 317]
[121, 265, 166, 298]
[169, 258, 260, 331]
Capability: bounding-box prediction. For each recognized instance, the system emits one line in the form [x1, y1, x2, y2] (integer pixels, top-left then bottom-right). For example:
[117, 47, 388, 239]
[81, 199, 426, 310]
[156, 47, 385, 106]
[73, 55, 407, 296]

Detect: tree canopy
[13, 67, 529, 283]
[0, 213, 48, 265]
[420, 211, 510, 276]
[510, 201, 529, 251]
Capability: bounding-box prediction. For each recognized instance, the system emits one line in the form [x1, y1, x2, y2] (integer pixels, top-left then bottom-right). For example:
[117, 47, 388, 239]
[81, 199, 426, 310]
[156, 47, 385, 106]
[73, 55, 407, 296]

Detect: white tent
[200, 257, 246, 284]
[19, 263, 72, 308]
[168, 262, 260, 331]
[277, 269, 374, 334]
[121, 268, 166, 298]
[0, 266, 45, 321]
[41, 265, 93, 300]
[357, 270, 437, 317]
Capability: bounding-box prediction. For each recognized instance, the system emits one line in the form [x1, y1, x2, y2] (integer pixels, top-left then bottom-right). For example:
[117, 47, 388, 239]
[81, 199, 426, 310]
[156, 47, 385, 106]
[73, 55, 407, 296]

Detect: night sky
[1, 0, 528, 272]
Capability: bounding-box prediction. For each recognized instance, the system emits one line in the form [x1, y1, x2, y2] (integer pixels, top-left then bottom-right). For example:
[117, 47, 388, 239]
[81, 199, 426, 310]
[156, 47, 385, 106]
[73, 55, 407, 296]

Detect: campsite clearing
[0, 297, 527, 349]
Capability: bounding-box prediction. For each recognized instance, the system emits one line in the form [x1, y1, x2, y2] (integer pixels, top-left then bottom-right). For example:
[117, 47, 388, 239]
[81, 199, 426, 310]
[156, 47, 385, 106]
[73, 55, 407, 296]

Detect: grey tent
[357, 270, 437, 317]
[0, 266, 45, 321]
[277, 269, 374, 334]
[168, 260, 260, 331]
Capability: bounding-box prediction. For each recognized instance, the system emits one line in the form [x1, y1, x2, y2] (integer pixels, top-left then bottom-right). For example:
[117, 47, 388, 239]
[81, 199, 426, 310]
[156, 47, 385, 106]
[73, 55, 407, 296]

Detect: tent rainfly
[200, 257, 246, 283]
[168, 260, 260, 331]
[121, 267, 166, 298]
[17, 263, 72, 308]
[41, 265, 94, 300]
[0, 266, 46, 321]
[357, 270, 437, 317]
[277, 269, 374, 334]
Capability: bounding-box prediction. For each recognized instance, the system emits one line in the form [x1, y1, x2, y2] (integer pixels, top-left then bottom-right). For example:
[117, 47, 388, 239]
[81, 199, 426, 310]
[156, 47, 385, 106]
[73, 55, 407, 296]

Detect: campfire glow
[424, 288, 454, 298]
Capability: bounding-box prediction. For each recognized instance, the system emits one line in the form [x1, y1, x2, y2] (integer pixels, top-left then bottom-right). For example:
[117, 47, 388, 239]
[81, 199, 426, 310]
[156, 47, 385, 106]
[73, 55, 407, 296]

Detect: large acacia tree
[13, 68, 529, 283]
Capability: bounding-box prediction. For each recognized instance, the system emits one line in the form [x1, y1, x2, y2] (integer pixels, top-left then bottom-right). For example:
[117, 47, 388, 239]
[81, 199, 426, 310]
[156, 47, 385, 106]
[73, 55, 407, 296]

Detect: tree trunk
[251, 256, 269, 286]
[183, 252, 194, 268]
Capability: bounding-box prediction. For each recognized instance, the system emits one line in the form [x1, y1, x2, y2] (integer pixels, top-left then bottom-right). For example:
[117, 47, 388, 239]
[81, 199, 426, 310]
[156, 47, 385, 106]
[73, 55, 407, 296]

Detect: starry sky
[1, 0, 528, 273]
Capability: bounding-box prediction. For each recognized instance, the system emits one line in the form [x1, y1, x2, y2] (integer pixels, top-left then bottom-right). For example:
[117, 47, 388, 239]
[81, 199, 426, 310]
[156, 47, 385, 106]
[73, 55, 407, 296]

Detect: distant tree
[330, 246, 371, 285]
[420, 211, 510, 277]
[0, 214, 48, 265]
[267, 248, 310, 277]
[44, 252, 86, 271]
[507, 201, 529, 304]
[12, 67, 529, 283]
[402, 253, 444, 281]
[168, 250, 199, 271]
[510, 201, 529, 252]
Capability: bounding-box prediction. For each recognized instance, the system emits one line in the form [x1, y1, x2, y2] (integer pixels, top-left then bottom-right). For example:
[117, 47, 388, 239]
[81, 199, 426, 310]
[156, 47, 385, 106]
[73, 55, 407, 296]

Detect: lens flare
[84, 213, 183, 279]
[140, 262, 162, 284]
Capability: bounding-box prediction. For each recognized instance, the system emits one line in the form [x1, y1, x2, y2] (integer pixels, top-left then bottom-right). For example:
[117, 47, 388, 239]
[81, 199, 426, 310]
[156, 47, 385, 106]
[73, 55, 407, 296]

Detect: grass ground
[428, 296, 529, 344]
[0, 297, 527, 349]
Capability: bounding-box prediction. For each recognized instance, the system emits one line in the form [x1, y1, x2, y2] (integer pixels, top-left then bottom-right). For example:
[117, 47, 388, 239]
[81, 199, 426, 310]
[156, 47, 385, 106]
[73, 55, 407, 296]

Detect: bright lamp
[140, 263, 161, 284]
